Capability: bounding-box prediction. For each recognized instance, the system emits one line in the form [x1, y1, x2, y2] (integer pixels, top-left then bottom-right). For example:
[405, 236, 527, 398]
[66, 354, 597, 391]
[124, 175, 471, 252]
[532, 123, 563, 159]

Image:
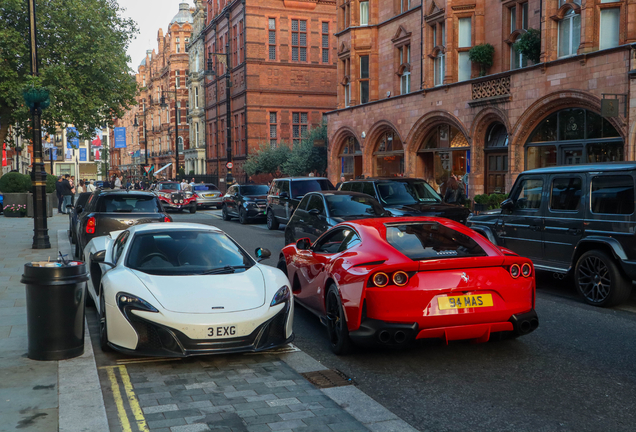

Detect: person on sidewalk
[61, 175, 74, 213]
[55, 176, 64, 214]
[85, 180, 96, 193]
[114, 175, 122, 189]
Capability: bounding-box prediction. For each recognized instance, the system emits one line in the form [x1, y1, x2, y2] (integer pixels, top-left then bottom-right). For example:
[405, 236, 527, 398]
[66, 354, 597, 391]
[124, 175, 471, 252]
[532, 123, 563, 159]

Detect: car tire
[325, 284, 353, 355]
[266, 210, 279, 231]
[277, 256, 288, 276]
[99, 290, 111, 352]
[74, 242, 81, 260]
[239, 208, 248, 224]
[222, 205, 231, 221]
[85, 284, 95, 308]
[575, 250, 631, 307]
[190, 206, 197, 214]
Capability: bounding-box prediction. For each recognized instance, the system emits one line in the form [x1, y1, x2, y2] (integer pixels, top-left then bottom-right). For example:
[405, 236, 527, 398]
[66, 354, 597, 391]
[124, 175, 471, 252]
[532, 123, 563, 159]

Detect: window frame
[268, 17, 277, 61]
[291, 19, 308, 63]
[549, 176, 583, 213]
[292, 112, 309, 146]
[510, 177, 545, 212]
[359, 1, 369, 26]
[359, 55, 370, 104]
[557, 9, 581, 58]
[321, 21, 330, 64]
[269, 111, 278, 148]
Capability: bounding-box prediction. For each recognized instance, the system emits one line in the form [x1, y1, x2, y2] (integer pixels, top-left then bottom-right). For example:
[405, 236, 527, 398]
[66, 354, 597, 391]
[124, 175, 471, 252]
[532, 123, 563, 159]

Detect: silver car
[193, 183, 223, 209]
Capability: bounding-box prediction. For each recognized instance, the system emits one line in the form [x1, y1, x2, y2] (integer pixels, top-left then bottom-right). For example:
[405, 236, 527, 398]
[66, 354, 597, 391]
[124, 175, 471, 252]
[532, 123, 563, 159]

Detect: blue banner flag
[66, 127, 80, 149]
[114, 127, 127, 148]
[80, 148, 87, 161]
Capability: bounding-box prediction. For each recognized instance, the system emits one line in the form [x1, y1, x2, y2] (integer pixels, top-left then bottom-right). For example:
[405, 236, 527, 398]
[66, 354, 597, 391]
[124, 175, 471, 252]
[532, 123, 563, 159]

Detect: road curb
[57, 230, 110, 432]
[278, 349, 418, 432]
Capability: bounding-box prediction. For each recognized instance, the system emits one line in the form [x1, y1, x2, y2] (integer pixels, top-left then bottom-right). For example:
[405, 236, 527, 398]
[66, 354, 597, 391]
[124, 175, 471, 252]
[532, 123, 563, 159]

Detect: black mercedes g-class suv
[266, 177, 335, 230]
[468, 162, 636, 307]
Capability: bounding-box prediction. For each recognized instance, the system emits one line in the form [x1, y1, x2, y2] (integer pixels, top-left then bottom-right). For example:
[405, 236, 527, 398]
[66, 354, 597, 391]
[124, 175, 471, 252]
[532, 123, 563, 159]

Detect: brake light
[372, 272, 389, 287]
[392, 271, 409, 286]
[163, 215, 172, 222]
[510, 264, 520, 278]
[86, 217, 96, 234]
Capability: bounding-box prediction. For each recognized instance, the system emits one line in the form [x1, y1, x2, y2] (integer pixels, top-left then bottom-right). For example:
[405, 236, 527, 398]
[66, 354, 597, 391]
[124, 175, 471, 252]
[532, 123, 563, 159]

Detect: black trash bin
[21, 260, 89, 361]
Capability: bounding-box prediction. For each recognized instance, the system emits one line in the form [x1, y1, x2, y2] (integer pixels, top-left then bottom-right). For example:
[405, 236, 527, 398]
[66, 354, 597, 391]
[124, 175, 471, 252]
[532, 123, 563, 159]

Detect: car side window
[297, 195, 311, 211]
[591, 175, 634, 215]
[339, 229, 361, 251]
[307, 195, 325, 215]
[362, 182, 376, 197]
[550, 177, 582, 212]
[112, 231, 130, 264]
[511, 178, 544, 211]
[351, 182, 364, 193]
[280, 181, 290, 195]
[270, 181, 279, 195]
[340, 183, 351, 191]
[313, 228, 348, 254]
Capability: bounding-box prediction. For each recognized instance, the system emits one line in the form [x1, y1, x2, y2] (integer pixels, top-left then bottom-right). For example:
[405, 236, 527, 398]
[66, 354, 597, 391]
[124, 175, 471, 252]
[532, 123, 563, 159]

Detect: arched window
[178, 136, 184, 152]
[558, 9, 580, 58]
[339, 136, 362, 180]
[417, 124, 469, 192]
[525, 108, 622, 169]
[485, 123, 509, 194]
[374, 130, 404, 176]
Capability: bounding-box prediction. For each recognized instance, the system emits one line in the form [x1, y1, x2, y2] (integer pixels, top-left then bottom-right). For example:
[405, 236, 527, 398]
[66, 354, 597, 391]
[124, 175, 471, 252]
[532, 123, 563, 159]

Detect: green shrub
[0, 172, 31, 193]
[513, 29, 541, 64]
[468, 43, 495, 77]
[473, 193, 509, 210]
[46, 174, 57, 193]
[473, 194, 489, 205]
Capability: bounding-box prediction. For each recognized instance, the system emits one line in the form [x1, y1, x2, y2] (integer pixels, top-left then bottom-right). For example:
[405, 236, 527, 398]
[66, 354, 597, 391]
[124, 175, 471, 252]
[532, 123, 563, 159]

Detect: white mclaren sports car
[83, 223, 294, 356]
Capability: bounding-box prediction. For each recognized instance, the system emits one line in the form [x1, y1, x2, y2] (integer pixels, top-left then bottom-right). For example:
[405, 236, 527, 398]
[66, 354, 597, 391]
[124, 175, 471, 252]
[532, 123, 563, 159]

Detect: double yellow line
[103, 365, 149, 432]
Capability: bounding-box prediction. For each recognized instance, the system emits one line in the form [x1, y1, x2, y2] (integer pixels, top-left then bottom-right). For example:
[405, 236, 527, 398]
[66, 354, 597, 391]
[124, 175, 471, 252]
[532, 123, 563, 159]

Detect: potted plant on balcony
[3, 204, 27, 218]
[468, 43, 495, 77]
[513, 28, 541, 64]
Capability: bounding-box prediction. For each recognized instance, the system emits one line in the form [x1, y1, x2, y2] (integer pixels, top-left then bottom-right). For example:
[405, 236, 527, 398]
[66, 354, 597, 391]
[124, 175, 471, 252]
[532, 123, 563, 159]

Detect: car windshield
[376, 181, 441, 205]
[385, 223, 487, 261]
[160, 183, 179, 191]
[194, 184, 219, 192]
[96, 195, 160, 213]
[76, 193, 91, 208]
[291, 179, 335, 199]
[127, 230, 254, 275]
[325, 195, 385, 218]
[241, 185, 269, 196]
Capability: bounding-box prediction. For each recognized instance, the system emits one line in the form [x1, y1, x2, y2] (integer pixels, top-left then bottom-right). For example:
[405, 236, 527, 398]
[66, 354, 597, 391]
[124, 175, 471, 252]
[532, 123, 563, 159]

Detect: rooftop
[170, 3, 193, 25]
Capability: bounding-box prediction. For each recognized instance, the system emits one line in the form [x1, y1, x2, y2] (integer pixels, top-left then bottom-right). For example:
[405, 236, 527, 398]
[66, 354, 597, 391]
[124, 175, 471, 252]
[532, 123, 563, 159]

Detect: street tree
[282, 123, 328, 176]
[243, 142, 291, 176]
[0, 0, 138, 147]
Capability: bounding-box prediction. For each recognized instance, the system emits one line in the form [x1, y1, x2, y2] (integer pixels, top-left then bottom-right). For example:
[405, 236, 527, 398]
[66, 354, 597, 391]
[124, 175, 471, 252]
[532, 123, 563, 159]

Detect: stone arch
[405, 110, 470, 154]
[470, 107, 511, 178]
[510, 89, 627, 173]
[363, 120, 403, 160]
[328, 126, 362, 183]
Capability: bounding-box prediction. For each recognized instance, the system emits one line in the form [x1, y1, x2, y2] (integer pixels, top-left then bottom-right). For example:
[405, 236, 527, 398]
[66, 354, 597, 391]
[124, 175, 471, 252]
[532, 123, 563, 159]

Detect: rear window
[96, 195, 160, 213]
[291, 179, 335, 198]
[241, 185, 269, 195]
[325, 194, 384, 218]
[385, 223, 487, 261]
[591, 175, 634, 215]
[194, 184, 219, 191]
[376, 181, 441, 205]
[160, 183, 179, 191]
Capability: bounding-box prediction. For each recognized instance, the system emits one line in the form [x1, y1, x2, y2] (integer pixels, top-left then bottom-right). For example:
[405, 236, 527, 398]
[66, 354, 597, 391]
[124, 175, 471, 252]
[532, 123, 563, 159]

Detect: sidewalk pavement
[0, 213, 418, 432]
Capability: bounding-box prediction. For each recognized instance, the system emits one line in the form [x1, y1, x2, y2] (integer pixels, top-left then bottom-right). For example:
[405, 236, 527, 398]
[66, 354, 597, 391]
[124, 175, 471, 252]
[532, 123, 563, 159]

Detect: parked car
[95, 180, 105, 189]
[83, 223, 293, 356]
[266, 177, 335, 230]
[277, 217, 537, 354]
[468, 162, 636, 307]
[222, 184, 269, 224]
[193, 183, 223, 209]
[0, 193, 3, 213]
[68, 192, 92, 245]
[74, 190, 171, 259]
[339, 178, 470, 224]
[154, 181, 197, 213]
[284, 191, 388, 245]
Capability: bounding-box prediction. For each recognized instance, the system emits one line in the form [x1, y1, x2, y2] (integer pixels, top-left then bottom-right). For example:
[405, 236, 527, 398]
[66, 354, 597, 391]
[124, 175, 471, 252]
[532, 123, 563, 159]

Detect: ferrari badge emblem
[461, 273, 469, 283]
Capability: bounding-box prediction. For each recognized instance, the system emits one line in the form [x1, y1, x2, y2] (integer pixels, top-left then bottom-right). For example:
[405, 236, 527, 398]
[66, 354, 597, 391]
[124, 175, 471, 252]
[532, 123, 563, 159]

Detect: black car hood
[385, 202, 470, 221]
[245, 194, 268, 200]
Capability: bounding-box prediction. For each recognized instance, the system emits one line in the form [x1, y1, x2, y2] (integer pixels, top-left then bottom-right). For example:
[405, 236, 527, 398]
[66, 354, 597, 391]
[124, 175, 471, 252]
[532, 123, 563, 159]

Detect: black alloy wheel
[267, 210, 279, 230]
[99, 290, 111, 352]
[222, 205, 231, 221]
[575, 250, 631, 307]
[325, 285, 353, 355]
[239, 207, 247, 224]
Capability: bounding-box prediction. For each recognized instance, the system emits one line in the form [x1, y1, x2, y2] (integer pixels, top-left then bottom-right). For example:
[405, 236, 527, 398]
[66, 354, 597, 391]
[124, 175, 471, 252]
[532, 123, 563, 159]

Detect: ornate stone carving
[472, 76, 511, 100]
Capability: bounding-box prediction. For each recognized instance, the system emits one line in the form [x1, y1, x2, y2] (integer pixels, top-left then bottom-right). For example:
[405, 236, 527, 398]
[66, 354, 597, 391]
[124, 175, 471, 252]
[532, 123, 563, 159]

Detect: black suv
[222, 184, 270, 224]
[339, 178, 470, 224]
[266, 177, 335, 230]
[468, 162, 636, 307]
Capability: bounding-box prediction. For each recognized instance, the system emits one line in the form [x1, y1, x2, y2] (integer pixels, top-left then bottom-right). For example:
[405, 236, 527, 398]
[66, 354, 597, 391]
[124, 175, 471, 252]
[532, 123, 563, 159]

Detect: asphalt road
[171, 210, 636, 432]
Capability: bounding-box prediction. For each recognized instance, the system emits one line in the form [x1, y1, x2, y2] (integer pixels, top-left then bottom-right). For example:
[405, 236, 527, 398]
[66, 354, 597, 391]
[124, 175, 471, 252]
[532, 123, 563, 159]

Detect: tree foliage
[468, 43, 495, 77]
[243, 143, 291, 177]
[513, 29, 541, 64]
[0, 172, 32, 193]
[0, 0, 139, 147]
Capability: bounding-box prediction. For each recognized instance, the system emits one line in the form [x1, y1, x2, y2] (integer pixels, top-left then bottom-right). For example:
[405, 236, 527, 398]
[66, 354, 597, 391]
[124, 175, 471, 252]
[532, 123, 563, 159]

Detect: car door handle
[530, 225, 541, 231]
[568, 228, 581, 235]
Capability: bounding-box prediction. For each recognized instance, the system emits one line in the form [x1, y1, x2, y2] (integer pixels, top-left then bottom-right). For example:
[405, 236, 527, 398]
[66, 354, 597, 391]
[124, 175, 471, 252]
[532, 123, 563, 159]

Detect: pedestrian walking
[189, 178, 196, 190]
[77, 180, 85, 194]
[336, 176, 346, 189]
[61, 175, 74, 213]
[443, 174, 467, 205]
[55, 176, 64, 214]
[114, 175, 122, 189]
[86, 180, 96, 193]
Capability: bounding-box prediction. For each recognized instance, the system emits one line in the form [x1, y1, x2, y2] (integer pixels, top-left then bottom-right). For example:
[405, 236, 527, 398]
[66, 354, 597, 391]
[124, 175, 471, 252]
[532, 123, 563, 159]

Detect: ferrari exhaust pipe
[394, 331, 407, 344]
[378, 330, 391, 343]
[520, 320, 531, 333]
[530, 318, 539, 331]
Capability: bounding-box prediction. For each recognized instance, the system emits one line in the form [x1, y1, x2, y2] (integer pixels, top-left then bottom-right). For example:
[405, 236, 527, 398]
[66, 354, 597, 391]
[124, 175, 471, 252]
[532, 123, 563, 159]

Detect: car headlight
[117, 292, 159, 314]
[185, 192, 192, 198]
[270, 285, 291, 307]
[246, 201, 256, 208]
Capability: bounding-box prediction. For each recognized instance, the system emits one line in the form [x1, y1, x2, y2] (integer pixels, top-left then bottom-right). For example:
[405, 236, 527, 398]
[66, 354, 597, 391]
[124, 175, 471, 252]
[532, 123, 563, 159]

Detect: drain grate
[301, 369, 355, 389]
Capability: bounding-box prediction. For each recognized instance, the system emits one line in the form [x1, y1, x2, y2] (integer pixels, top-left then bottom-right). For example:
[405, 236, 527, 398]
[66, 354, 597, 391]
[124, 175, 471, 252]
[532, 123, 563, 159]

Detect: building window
[599, 7, 620, 50]
[291, 20, 307, 62]
[341, 1, 351, 31]
[558, 9, 580, 58]
[234, 114, 239, 155]
[292, 112, 308, 146]
[509, 3, 529, 70]
[359, 55, 369, 104]
[177, 101, 181, 125]
[400, 0, 410, 13]
[343, 58, 351, 107]
[178, 136, 184, 152]
[239, 20, 244, 63]
[457, 17, 472, 81]
[399, 45, 411, 95]
[322, 22, 330, 63]
[360, 1, 369, 26]
[240, 112, 245, 155]
[142, 77, 145, 87]
[195, 87, 199, 109]
[176, 70, 181, 88]
[195, 122, 200, 147]
[432, 22, 446, 86]
[267, 18, 276, 60]
[269, 112, 277, 147]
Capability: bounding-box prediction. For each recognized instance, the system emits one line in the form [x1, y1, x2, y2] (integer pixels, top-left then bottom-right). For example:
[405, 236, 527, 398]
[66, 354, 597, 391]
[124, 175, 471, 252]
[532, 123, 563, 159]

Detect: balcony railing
[471, 75, 511, 102]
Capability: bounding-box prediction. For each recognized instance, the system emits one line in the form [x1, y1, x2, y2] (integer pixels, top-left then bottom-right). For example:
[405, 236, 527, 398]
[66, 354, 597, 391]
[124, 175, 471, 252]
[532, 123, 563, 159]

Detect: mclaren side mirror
[90, 250, 116, 268]
[255, 247, 271, 262]
[296, 238, 312, 251]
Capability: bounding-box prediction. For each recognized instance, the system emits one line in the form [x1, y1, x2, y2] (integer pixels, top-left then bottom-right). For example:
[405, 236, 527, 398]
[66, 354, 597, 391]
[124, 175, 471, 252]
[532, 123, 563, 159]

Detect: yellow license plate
[204, 194, 214, 197]
[438, 294, 493, 310]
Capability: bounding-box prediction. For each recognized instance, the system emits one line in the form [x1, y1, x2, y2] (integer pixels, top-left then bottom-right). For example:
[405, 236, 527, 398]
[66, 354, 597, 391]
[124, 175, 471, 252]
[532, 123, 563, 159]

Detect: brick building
[325, 0, 636, 197]
[117, 3, 193, 181]
[203, 0, 338, 186]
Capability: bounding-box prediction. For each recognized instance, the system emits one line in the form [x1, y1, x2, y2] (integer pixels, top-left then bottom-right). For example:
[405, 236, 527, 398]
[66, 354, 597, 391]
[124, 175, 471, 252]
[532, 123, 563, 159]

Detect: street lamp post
[26, 0, 50, 249]
[160, 91, 180, 180]
[133, 110, 148, 179]
[206, 41, 232, 186]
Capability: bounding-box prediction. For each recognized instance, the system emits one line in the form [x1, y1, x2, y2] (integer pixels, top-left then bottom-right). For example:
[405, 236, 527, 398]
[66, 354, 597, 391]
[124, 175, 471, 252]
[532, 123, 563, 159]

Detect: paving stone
[246, 425, 271, 432]
[245, 394, 277, 402]
[143, 404, 180, 414]
[223, 389, 257, 398]
[265, 380, 298, 388]
[177, 400, 213, 410]
[163, 408, 205, 420]
[147, 417, 187, 429]
[267, 420, 306, 431]
[143, 412, 166, 422]
[158, 395, 194, 405]
[169, 424, 211, 432]
[235, 409, 258, 418]
[138, 391, 173, 401]
[243, 413, 286, 425]
[254, 406, 292, 416]
[278, 410, 316, 421]
[328, 422, 369, 432]
[267, 397, 301, 407]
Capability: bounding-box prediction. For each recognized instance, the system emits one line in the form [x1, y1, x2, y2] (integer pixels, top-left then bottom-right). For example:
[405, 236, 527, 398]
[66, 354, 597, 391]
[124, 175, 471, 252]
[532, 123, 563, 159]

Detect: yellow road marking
[106, 367, 132, 432]
[118, 365, 149, 432]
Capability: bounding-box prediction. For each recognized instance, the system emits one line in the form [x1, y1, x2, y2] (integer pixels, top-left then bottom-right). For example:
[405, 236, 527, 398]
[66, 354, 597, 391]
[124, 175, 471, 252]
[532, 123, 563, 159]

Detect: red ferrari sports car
[277, 217, 538, 354]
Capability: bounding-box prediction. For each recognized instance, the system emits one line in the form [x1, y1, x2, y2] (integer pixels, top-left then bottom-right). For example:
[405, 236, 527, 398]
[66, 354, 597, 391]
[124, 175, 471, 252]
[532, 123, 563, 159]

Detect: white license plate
[207, 325, 237, 338]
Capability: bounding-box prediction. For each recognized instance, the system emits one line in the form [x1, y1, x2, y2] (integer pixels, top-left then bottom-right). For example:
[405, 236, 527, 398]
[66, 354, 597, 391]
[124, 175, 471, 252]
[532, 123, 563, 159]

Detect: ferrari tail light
[372, 272, 389, 287]
[163, 215, 172, 222]
[510, 264, 520, 279]
[86, 217, 96, 234]
[521, 263, 532, 278]
[392, 271, 409, 286]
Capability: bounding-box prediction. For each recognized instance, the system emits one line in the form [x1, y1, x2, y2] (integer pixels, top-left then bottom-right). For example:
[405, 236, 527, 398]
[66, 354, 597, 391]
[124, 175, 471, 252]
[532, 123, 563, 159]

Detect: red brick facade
[326, 0, 636, 197]
[204, 0, 338, 185]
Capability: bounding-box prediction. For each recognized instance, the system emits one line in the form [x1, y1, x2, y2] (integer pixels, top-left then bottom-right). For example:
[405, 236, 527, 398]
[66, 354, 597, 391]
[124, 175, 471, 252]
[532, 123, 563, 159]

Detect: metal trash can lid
[21, 261, 89, 286]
